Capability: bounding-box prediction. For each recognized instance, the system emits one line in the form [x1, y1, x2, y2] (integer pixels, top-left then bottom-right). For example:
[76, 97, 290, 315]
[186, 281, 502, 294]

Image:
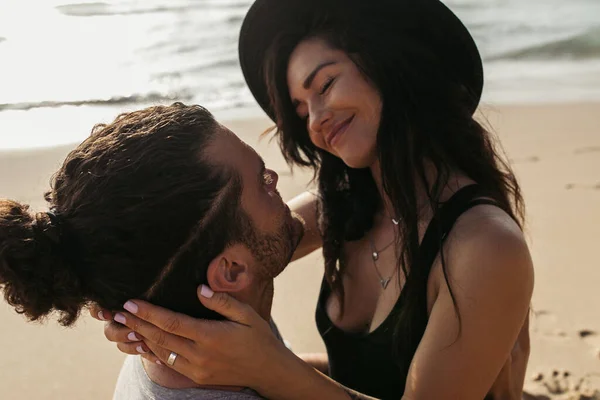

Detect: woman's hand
[89, 305, 148, 355]
[108, 285, 292, 390]
[91, 288, 371, 400]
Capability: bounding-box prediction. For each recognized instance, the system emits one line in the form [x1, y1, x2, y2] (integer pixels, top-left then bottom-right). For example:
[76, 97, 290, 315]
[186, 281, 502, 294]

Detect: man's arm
[287, 191, 322, 262]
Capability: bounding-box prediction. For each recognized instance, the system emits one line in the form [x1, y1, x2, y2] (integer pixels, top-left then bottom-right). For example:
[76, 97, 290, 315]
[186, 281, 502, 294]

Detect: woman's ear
[206, 244, 253, 293]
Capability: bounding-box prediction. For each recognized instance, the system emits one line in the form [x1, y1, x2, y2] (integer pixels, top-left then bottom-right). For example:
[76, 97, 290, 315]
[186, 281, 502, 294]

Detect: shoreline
[0, 100, 599, 152]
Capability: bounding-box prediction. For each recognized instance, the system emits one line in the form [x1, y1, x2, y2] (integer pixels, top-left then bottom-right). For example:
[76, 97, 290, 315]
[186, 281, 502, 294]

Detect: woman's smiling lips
[325, 115, 355, 148]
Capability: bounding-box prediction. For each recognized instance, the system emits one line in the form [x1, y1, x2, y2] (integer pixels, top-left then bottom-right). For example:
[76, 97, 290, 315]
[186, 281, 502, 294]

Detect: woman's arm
[402, 213, 534, 399]
[299, 352, 329, 376]
[115, 286, 378, 400]
[264, 352, 379, 400]
[287, 191, 322, 262]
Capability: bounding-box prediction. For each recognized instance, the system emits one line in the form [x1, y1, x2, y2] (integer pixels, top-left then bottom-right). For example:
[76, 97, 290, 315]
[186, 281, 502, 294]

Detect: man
[0, 103, 303, 399]
[111, 104, 305, 399]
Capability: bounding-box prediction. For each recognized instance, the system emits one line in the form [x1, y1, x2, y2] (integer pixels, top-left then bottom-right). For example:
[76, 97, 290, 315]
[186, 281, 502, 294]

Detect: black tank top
[315, 184, 500, 399]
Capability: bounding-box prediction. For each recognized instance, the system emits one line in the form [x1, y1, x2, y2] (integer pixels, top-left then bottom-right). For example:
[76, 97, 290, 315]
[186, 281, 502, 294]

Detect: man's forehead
[209, 124, 261, 170]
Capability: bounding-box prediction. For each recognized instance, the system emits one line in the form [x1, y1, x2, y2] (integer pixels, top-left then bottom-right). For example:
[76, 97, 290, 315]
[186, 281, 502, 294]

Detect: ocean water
[0, 0, 599, 149]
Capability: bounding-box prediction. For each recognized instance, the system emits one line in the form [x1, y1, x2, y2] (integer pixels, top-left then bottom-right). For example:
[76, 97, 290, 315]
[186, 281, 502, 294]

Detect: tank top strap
[419, 184, 499, 272]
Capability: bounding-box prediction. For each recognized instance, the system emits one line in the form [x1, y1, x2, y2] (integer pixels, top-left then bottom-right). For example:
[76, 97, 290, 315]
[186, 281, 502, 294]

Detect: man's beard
[244, 211, 305, 279]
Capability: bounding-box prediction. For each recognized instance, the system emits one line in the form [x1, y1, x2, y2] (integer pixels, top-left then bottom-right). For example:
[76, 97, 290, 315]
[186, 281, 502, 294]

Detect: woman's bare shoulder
[444, 203, 533, 293]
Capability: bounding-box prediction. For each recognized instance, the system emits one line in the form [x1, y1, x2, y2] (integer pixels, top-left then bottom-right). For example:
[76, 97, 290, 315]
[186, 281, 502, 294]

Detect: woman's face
[287, 37, 383, 169]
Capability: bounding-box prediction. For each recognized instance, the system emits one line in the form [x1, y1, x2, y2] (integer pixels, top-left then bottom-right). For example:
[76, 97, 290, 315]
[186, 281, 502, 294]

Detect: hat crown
[239, 0, 483, 119]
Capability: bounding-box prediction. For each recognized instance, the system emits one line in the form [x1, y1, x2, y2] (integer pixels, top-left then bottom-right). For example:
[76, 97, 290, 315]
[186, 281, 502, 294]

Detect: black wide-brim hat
[239, 0, 484, 120]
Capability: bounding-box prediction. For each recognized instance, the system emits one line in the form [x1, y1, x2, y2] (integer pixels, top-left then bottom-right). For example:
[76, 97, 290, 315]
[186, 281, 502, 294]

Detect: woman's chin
[340, 158, 370, 169]
[339, 151, 377, 170]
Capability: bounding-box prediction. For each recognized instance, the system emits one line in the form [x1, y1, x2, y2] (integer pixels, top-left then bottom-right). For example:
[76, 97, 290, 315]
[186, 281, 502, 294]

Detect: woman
[100, 0, 534, 398]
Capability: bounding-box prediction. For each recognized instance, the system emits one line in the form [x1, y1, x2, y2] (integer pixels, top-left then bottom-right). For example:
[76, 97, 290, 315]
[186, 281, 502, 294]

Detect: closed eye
[294, 77, 335, 123]
[319, 77, 334, 95]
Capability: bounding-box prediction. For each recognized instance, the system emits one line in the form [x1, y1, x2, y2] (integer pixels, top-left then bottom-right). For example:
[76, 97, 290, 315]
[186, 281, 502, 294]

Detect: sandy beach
[0, 102, 599, 399]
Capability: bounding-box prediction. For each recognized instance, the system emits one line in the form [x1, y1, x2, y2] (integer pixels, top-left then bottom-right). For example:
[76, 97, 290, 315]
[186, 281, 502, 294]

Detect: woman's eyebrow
[292, 61, 338, 110]
[303, 61, 337, 89]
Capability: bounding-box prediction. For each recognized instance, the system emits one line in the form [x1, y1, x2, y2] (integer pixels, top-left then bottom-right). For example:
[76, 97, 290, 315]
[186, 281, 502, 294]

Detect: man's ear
[206, 244, 252, 293]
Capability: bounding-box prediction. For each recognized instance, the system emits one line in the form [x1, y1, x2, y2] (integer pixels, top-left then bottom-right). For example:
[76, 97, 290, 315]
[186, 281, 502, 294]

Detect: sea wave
[0, 92, 194, 112]
[491, 26, 600, 61]
[1, 0, 599, 124]
[136, 33, 239, 55]
[55, 1, 248, 17]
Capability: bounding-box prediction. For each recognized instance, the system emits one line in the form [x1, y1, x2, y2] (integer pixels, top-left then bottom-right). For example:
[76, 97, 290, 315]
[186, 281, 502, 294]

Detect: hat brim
[239, 0, 483, 121]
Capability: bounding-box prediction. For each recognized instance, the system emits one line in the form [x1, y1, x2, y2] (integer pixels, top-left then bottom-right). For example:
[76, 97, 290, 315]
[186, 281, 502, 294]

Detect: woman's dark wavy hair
[0, 103, 254, 326]
[263, 8, 524, 381]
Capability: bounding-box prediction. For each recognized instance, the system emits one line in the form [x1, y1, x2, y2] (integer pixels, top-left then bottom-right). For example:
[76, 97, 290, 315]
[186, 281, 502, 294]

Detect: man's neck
[142, 280, 274, 391]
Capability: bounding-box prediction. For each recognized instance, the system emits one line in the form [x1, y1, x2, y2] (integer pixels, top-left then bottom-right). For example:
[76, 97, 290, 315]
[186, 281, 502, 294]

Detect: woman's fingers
[140, 352, 162, 365]
[104, 320, 139, 343]
[89, 304, 113, 321]
[114, 311, 193, 356]
[195, 285, 254, 326]
[120, 299, 199, 339]
[117, 341, 151, 356]
[143, 340, 185, 367]
[140, 349, 197, 382]
[106, 319, 146, 355]
[120, 285, 256, 340]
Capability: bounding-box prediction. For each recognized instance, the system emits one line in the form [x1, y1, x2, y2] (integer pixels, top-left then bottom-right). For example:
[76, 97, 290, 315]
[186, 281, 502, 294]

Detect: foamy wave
[55, 1, 248, 17]
[491, 27, 600, 61]
[137, 34, 238, 55]
[0, 92, 193, 112]
[2, 0, 599, 126]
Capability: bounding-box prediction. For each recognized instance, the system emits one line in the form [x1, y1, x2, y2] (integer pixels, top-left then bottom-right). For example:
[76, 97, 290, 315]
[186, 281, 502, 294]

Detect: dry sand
[0, 102, 598, 399]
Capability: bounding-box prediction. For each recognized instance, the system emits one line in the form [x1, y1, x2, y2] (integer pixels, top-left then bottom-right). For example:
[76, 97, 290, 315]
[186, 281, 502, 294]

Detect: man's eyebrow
[303, 61, 337, 89]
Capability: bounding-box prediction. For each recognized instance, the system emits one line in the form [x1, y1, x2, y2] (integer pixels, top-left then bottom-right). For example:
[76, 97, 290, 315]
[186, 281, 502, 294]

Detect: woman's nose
[308, 103, 332, 135]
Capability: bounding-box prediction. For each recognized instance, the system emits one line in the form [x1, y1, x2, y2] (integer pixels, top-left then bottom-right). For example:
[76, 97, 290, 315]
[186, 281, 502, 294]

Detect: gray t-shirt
[112, 355, 262, 399]
[113, 320, 284, 400]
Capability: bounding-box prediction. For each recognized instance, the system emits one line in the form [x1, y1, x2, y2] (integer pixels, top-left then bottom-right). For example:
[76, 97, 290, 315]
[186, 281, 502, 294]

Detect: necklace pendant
[380, 278, 391, 289]
[372, 251, 379, 261]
